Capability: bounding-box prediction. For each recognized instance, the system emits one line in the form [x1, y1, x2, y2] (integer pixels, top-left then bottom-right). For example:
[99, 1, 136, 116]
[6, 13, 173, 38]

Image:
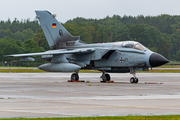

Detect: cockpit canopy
[113, 41, 148, 51]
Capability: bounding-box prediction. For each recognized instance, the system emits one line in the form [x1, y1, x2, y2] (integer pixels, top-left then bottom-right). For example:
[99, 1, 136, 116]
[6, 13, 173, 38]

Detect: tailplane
[35, 10, 80, 49]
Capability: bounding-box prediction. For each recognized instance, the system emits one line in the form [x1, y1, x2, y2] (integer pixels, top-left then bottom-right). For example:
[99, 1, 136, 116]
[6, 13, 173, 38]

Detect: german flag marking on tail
[52, 23, 56, 28]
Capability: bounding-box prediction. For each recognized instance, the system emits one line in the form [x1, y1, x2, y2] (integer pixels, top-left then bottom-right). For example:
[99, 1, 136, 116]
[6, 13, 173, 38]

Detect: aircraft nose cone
[149, 53, 169, 67]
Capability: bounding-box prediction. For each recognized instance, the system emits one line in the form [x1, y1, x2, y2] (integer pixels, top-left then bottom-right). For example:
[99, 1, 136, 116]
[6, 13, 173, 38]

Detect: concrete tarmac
[0, 73, 180, 118]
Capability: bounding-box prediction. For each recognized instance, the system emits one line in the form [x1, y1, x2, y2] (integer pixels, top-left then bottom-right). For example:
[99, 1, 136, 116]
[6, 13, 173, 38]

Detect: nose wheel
[130, 77, 138, 83]
[130, 68, 139, 83]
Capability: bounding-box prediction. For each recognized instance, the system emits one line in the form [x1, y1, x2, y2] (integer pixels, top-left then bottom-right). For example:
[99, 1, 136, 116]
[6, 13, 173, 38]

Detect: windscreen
[134, 44, 143, 50]
[134, 43, 148, 51]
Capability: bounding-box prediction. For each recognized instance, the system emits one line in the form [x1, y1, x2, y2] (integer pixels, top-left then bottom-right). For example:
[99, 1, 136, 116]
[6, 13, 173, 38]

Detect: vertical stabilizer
[35, 10, 80, 49]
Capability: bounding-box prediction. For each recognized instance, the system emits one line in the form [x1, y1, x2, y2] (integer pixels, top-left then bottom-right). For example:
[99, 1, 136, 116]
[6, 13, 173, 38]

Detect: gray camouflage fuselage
[6, 11, 169, 82]
[64, 41, 151, 73]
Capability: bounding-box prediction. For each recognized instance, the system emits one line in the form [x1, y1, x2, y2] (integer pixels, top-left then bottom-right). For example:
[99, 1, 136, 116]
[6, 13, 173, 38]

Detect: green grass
[0, 68, 180, 73]
[0, 69, 101, 73]
[138, 69, 180, 73]
[1, 64, 180, 73]
[0, 66, 35, 68]
[0, 115, 180, 120]
[157, 65, 180, 68]
[1, 64, 179, 68]
[79, 70, 101, 73]
[87, 84, 92, 86]
[0, 69, 46, 73]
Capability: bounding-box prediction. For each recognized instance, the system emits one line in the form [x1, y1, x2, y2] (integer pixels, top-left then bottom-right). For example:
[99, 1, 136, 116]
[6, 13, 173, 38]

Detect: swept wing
[6, 48, 96, 57]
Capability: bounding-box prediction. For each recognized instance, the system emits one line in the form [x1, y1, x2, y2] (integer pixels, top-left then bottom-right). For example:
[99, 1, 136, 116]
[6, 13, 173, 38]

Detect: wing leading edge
[6, 48, 96, 57]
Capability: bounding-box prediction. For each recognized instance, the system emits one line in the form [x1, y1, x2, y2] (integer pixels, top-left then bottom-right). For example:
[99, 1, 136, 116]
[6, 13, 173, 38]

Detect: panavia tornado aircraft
[7, 10, 169, 83]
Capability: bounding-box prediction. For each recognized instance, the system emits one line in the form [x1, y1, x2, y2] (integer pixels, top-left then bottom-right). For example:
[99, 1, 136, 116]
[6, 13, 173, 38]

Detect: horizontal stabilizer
[20, 57, 35, 61]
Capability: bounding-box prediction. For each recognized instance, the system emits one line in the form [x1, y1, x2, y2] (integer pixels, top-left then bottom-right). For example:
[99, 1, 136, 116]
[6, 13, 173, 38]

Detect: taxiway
[0, 73, 180, 118]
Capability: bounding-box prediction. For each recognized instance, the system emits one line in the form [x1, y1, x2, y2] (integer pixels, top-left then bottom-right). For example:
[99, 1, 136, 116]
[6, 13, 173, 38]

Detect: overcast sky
[0, 0, 180, 23]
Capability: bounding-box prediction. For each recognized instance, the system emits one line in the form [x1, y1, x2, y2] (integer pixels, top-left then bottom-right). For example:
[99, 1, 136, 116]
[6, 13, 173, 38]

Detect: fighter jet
[6, 10, 169, 83]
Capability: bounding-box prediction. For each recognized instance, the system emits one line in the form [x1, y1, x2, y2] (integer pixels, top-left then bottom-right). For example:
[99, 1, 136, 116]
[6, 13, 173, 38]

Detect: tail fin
[35, 10, 80, 49]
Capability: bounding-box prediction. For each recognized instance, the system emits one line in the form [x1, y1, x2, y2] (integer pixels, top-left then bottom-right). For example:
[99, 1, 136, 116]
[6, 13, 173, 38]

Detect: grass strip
[1, 115, 180, 120]
[0, 69, 46, 73]
[158, 65, 180, 68]
[0, 69, 101, 73]
[138, 69, 180, 73]
[1, 64, 180, 68]
[0, 69, 180, 73]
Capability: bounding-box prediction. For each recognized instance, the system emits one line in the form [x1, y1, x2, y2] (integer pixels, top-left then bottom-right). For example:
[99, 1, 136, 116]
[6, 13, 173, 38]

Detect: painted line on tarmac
[2, 95, 179, 100]
[55, 95, 180, 100]
[1, 104, 180, 110]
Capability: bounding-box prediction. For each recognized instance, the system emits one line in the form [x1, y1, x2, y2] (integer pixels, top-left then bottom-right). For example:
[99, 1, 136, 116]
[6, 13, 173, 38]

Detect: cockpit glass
[113, 42, 122, 47]
[122, 42, 135, 48]
[140, 44, 148, 50]
[114, 41, 148, 51]
[134, 44, 144, 51]
[134, 43, 149, 51]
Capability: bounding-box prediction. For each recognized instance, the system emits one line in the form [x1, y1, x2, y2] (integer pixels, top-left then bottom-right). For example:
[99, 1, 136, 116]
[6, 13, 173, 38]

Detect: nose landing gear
[130, 77, 138, 83]
[130, 68, 138, 83]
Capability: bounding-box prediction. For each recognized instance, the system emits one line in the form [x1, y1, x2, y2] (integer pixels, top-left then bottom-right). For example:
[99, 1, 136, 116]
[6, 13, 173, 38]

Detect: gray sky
[0, 0, 180, 23]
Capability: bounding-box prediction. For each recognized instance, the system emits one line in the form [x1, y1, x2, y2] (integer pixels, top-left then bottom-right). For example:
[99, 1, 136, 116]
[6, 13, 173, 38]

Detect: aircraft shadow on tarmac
[67, 81, 146, 84]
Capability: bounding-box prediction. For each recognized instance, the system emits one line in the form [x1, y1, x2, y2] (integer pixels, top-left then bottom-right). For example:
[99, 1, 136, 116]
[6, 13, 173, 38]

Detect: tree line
[0, 14, 180, 62]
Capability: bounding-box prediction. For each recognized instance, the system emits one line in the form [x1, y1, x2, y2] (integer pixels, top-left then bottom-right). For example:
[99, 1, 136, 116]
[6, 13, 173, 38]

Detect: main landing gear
[70, 69, 139, 83]
[100, 71, 111, 82]
[71, 71, 79, 81]
[130, 68, 138, 83]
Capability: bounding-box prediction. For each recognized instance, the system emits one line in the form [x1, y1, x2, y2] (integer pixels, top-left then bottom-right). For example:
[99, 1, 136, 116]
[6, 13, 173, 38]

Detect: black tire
[105, 74, 111, 81]
[71, 73, 79, 81]
[130, 77, 135, 83]
[76, 74, 79, 80]
[134, 78, 138, 83]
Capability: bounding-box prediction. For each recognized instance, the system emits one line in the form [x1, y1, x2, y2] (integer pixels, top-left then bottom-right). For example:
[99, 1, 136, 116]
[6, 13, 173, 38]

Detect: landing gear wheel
[130, 77, 135, 83]
[134, 78, 138, 83]
[104, 74, 111, 81]
[71, 73, 79, 81]
[130, 68, 139, 84]
[101, 72, 111, 82]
